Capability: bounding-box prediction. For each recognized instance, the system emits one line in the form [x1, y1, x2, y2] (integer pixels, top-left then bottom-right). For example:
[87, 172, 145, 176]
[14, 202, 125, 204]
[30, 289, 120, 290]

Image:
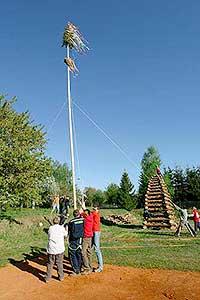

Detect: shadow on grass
[101, 218, 177, 237]
[9, 246, 72, 282]
[135, 230, 175, 237]
[101, 217, 143, 229]
[0, 213, 23, 225]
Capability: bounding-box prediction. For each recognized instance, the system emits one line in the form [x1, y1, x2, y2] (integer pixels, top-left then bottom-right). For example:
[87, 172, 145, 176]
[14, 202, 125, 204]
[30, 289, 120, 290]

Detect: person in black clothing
[59, 196, 70, 226]
[68, 209, 84, 276]
[143, 206, 151, 221]
[64, 196, 70, 216]
[59, 196, 65, 214]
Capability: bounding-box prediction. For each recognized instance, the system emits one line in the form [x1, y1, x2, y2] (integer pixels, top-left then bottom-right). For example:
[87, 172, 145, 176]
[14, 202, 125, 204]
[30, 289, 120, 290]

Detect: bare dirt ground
[0, 256, 200, 300]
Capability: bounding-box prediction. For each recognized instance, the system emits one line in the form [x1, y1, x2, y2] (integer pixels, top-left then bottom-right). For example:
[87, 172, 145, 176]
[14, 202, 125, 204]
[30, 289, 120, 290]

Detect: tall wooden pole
[66, 46, 77, 209]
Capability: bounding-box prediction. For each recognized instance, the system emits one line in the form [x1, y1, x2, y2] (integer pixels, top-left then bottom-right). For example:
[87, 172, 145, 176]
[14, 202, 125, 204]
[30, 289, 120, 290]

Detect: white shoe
[94, 268, 103, 273]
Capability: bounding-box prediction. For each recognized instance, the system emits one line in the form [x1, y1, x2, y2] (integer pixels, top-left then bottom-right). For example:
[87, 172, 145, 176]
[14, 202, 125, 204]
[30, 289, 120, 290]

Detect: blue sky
[1, 0, 200, 191]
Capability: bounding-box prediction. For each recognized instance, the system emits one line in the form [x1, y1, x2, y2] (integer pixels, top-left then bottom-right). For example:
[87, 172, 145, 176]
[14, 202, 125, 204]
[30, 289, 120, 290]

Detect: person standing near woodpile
[156, 165, 162, 177]
[192, 207, 200, 232]
[143, 206, 151, 221]
[170, 201, 196, 237]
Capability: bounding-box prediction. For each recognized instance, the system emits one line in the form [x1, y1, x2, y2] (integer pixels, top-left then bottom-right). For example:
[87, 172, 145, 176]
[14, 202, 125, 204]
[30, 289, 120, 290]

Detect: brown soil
[0, 257, 199, 300]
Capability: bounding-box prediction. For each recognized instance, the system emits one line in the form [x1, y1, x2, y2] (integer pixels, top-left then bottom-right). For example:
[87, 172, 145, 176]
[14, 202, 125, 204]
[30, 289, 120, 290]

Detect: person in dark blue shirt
[68, 209, 84, 276]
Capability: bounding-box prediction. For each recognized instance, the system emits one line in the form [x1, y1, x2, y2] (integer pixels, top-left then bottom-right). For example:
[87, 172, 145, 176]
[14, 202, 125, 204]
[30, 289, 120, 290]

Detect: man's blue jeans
[93, 231, 103, 270]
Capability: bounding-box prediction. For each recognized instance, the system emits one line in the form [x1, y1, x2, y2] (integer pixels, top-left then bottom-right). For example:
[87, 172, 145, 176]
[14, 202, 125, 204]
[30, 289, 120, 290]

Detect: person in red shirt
[80, 208, 93, 275]
[156, 165, 162, 176]
[92, 204, 103, 272]
[192, 207, 200, 232]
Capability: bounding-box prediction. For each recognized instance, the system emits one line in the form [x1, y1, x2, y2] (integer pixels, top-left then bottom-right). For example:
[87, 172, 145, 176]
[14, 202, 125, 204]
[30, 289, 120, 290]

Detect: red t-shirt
[193, 209, 200, 222]
[156, 168, 161, 175]
[92, 210, 101, 232]
[81, 213, 93, 238]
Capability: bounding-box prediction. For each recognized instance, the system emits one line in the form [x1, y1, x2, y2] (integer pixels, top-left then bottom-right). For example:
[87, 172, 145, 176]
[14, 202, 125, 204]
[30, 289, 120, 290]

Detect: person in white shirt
[45, 216, 68, 283]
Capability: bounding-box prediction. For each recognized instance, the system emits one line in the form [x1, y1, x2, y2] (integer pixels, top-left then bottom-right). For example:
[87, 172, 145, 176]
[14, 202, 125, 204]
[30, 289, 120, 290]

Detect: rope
[46, 100, 67, 134]
[72, 100, 149, 179]
[43, 95, 150, 182]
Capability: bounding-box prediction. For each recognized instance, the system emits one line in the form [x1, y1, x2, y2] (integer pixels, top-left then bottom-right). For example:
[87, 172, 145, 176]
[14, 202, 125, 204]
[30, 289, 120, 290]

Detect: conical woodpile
[143, 175, 176, 229]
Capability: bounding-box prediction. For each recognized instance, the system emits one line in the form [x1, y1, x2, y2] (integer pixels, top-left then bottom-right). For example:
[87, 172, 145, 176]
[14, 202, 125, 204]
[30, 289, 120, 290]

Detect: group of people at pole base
[45, 203, 103, 283]
[51, 195, 70, 217]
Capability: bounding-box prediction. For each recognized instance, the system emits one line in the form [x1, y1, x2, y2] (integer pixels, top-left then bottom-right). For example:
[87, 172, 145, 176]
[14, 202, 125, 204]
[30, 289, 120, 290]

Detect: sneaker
[69, 272, 80, 277]
[81, 269, 92, 275]
[94, 268, 103, 273]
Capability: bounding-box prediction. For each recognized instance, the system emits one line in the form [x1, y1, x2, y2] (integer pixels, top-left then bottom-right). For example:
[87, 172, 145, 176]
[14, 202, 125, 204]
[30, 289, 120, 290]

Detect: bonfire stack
[143, 175, 176, 230]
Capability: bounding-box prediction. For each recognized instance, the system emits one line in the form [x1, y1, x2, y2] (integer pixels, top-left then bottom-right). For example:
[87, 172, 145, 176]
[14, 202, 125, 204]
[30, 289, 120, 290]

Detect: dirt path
[0, 257, 199, 300]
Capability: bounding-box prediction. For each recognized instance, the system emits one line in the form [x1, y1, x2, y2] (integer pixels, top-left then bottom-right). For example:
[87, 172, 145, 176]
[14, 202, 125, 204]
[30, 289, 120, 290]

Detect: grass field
[0, 208, 200, 271]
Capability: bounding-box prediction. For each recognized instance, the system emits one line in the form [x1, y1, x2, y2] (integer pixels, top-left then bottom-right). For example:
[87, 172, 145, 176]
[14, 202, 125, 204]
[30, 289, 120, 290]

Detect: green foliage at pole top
[0, 95, 51, 209]
[138, 146, 161, 207]
[62, 21, 89, 53]
[62, 26, 74, 49]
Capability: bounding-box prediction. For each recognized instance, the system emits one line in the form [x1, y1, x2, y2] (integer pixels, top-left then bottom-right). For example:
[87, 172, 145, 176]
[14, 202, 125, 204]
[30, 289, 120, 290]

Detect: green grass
[0, 208, 199, 272]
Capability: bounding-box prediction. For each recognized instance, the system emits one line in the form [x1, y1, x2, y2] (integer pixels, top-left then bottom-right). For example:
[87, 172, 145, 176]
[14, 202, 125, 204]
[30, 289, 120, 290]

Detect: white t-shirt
[47, 224, 68, 255]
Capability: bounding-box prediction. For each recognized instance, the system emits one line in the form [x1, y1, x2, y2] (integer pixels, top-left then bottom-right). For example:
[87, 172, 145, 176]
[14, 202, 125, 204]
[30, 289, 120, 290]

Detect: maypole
[62, 22, 89, 209]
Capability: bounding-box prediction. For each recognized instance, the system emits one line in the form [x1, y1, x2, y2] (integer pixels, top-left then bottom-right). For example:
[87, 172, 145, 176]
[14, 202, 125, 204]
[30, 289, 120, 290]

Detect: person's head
[84, 209, 90, 216]
[53, 216, 60, 224]
[73, 209, 80, 217]
[93, 203, 99, 211]
[193, 207, 197, 210]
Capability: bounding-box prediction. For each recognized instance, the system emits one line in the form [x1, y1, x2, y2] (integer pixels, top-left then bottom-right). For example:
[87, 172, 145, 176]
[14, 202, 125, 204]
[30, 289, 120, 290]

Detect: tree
[119, 171, 136, 210]
[163, 167, 175, 200]
[84, 187, 97, 207]
[138, 146, 161, 207]
[105, 183, 120, 206]
[185, 167, 200, 207]
[92, 190, 106, 206]
[0, 95, 51, 209]
[38, 176, 59, 208]
[51, 160, 73, 197]
[83, 187, 106, 207]
[171, 166, 186, 207]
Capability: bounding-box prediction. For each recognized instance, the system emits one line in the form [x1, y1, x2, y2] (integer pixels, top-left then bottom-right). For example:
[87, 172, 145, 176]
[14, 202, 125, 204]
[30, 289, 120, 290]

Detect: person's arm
[79, 207, 84, 214]
[62, 226, 68, 237]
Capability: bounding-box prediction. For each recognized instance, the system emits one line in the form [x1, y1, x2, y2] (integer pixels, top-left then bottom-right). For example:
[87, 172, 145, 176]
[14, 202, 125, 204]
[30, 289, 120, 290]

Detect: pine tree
[119, 171, 136, 210]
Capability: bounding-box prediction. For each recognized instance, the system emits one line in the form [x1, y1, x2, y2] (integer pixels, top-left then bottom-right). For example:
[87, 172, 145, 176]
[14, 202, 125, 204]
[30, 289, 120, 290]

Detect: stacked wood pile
[102, 213, 137, 226]
[143, 175, 176, 230]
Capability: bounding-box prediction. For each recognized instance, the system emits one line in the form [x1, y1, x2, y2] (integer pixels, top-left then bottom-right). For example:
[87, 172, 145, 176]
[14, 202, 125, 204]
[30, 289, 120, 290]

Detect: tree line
[1, 95, 200, 211]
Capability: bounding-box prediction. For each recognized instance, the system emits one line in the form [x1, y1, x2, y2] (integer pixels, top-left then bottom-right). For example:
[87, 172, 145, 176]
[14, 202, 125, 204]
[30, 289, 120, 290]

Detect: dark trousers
[194, 221, 200, 232]
[68, 242, 82, 274]
[46, 253, 64, 281]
